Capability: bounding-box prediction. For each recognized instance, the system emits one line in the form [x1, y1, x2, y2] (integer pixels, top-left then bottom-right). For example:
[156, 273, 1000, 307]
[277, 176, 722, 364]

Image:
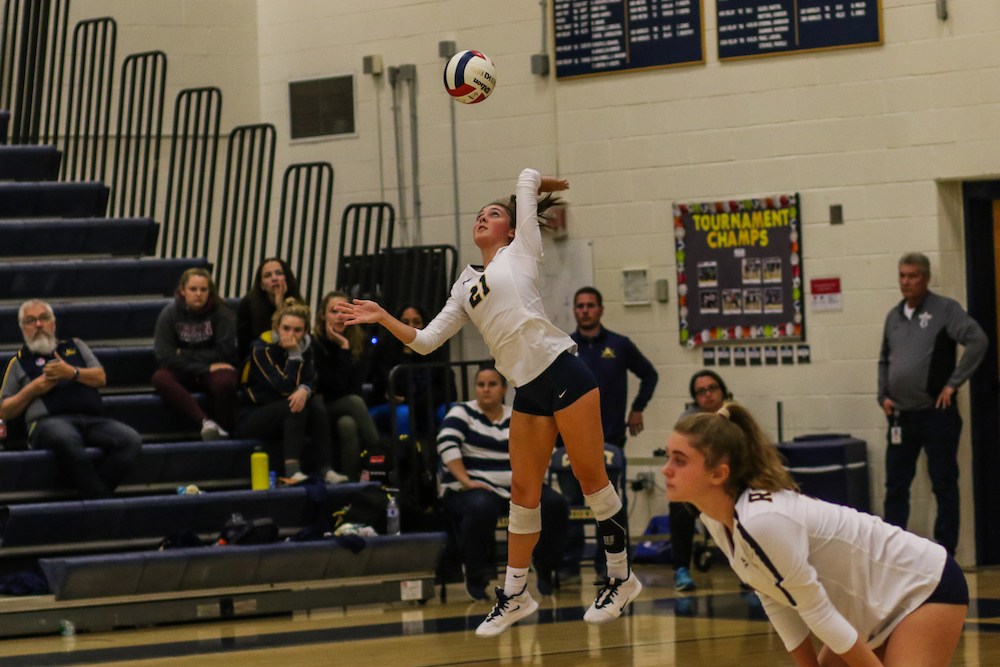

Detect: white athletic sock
[503, 566, 529, 597]
[606, 549, 629, 580]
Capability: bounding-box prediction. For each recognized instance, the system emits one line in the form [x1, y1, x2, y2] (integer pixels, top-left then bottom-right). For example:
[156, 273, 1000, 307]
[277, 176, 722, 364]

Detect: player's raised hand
[335, 299, 386, 326]
[539, 176, 569, 193]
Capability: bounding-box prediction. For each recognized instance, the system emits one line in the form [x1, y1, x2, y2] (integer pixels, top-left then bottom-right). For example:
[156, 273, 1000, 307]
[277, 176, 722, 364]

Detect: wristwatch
[72, 367, 80, 381]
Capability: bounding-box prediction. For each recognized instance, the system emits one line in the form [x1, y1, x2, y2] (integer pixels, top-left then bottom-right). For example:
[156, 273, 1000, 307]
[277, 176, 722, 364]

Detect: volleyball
[443, 50, 497, 104]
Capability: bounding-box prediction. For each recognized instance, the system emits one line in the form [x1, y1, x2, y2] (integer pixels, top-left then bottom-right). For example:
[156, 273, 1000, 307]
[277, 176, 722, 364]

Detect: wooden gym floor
[2, 564, 1000, 666]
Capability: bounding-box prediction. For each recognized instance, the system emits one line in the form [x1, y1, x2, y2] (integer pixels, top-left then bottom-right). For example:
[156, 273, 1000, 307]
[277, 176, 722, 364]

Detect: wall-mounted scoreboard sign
[717, 0, 882, 61]
[673, 194, 804, 348]
[553, 0, 705, 79]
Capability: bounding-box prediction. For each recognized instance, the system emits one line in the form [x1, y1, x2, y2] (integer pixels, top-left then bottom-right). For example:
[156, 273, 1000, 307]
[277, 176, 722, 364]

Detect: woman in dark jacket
[312, 290, 379, 481]
[152, 268, 239, 439]
[239, 298, 346, 484]
[237, 257, 304, 361]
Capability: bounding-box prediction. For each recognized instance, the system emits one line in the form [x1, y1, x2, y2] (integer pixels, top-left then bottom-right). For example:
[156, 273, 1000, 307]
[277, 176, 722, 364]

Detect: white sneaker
[584, 571, 643, 624]
[200, 419, 229, 441]
[475, 587, 538, 637]
[324, 469, 349, 484]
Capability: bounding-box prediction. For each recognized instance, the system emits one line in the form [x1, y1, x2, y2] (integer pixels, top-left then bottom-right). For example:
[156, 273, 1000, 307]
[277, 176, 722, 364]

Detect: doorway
[962, 180, 1000, 565]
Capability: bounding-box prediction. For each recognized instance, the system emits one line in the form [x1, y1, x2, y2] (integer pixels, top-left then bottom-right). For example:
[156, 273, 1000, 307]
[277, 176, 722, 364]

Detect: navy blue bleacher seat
[0, 258, 208, 300]
[0, 218, 159, 257]
[0, 300, 169, 347]
[0, 182, 109, 217]
[0, 146, 61, 181]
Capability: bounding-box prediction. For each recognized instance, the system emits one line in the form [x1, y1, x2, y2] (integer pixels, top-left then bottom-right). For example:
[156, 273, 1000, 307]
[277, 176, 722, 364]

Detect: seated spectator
[313, 290, 379, 481]
[672, 370, 733, 592]
[369, 303, 455, 438]
[237, 257, 304, 361]
[0, 299, 142, 499]
[438, 366, 568, 601]
[238, 298, 347, 485]
[151, 268, 239, 440]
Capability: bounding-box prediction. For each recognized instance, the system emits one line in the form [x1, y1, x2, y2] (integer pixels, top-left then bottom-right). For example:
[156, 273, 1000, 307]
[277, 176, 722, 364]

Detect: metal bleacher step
[0, 257, 209, 302]
[0, 217, 159, 258]
[0, 299, 169, 347]
[0, 145, 61, 181]
[0, 345, 158, 390]
[0, 181, 109, 217]
[0, 439, 265, 504]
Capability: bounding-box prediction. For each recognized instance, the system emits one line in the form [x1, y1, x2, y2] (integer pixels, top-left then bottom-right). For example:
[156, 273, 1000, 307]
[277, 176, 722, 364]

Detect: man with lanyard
[878, 252, 986, 556]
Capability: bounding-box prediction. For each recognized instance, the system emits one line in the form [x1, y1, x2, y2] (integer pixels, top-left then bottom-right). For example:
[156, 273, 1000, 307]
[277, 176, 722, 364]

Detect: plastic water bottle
[386, 495, 401, 535]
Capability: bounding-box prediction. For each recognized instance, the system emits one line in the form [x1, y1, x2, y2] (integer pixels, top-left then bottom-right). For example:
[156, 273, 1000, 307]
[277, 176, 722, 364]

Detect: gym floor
[1, 564, 998, 666]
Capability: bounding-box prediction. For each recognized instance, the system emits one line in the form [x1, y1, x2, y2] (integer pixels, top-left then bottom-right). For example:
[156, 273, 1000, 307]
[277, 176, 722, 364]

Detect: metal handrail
[277, 161, 334, 309]
[109, 50, 166, 217]
[336, 202, 395, 300]
[1, 0, 69, 145]
[216, 122, 276, 298]
[60, 16, 115, 182]
[161, 86, 222, 258]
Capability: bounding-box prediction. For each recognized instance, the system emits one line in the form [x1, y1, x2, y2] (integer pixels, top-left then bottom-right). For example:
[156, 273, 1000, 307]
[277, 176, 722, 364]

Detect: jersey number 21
[469, 275, 491, 308]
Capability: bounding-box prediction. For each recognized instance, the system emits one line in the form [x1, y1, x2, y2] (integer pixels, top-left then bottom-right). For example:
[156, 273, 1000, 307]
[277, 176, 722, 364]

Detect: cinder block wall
[66, 0, 1000, 564]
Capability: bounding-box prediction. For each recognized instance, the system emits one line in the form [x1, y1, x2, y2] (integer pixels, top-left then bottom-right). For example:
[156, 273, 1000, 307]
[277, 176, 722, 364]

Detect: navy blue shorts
[924, 554, 969, 606]
[512, 352, 598, 417]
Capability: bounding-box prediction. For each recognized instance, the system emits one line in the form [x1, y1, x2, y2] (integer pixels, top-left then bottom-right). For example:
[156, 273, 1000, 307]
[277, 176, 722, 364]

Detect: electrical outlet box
[439, 41, 457, 58]
[362, 55, 383, 75]
[531, 53, 550, 76]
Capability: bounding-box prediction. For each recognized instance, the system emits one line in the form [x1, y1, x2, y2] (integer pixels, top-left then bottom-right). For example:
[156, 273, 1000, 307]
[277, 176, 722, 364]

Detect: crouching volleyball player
[664, 402, 967, 667]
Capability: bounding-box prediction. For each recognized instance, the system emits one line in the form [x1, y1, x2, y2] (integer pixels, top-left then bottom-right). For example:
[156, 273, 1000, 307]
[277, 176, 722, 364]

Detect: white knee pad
[508, 502, 542, 534]
[585, 482, 622, 522]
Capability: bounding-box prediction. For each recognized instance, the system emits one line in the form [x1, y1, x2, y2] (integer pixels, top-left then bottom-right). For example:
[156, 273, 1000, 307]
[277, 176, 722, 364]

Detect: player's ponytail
[490, 193, 563, 230]
[674, 402, 797, 498]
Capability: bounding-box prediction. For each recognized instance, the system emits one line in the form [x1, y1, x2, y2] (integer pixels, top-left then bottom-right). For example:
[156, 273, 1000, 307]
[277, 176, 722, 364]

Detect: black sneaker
[535, 567, 555, 596]
[465, 578, 488, 602]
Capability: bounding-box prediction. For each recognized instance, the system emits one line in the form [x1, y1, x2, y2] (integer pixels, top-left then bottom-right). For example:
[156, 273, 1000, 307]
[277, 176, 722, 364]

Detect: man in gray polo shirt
[878, 252, 987, 555]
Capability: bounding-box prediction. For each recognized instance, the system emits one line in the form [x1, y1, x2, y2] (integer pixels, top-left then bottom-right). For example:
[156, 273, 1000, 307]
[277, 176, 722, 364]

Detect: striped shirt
[437, 400, 512, 498]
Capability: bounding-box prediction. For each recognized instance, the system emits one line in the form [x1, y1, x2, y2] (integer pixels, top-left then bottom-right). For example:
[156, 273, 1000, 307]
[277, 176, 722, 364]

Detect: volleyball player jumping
[338, 168, 641, 637]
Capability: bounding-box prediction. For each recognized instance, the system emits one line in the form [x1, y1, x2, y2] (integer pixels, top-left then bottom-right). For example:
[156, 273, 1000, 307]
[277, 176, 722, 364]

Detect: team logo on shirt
[747, 491, 773, 503]
[918, 312, 932, 329]
[601, 347, 615, 359]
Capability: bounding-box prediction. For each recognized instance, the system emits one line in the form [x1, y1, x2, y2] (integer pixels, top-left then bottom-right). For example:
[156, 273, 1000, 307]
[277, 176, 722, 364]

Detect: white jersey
[701, 489, 947, 655]
[410, 168, 575, 387]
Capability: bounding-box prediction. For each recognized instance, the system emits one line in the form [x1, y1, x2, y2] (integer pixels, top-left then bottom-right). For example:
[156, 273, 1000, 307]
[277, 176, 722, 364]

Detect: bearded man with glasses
[1, 299, 142, 499]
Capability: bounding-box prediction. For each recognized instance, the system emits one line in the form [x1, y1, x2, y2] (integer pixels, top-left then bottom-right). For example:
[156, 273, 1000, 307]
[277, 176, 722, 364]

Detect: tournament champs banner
[673, 194, 804, 347]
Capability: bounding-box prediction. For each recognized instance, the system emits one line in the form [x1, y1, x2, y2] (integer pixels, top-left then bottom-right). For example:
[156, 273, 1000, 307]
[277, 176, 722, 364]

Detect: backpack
[218, 513, 280, 545]
[633, 514, 673, 564]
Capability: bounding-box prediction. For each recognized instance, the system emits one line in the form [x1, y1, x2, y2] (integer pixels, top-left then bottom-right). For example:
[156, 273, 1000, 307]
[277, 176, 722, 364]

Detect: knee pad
[585, 483, 622, 522]
[508, 502, 542, 534]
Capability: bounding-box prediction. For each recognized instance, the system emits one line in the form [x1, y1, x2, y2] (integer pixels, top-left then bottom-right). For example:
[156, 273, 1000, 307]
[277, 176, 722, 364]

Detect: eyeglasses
[21, 313, 54, 327]
[694, 384, 721, 398]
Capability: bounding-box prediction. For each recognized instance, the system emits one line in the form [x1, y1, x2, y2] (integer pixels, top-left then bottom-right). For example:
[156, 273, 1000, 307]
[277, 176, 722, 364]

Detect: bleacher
[0, 6, 450, 637]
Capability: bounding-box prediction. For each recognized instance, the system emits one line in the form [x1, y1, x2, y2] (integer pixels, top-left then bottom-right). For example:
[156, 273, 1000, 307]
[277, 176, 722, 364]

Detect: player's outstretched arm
[335, 299, 417, 345]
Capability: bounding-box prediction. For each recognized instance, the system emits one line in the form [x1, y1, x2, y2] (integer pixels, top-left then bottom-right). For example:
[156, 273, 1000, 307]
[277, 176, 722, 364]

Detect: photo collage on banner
[674, 194, 804, 347]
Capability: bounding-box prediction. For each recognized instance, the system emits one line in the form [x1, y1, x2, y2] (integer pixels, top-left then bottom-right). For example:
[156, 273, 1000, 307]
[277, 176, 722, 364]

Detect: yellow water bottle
[251, 448, 270, 490]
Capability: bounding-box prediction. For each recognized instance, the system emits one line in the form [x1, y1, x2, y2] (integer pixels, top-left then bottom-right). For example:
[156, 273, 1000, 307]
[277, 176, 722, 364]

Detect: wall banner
[673, 194, 804, 347]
